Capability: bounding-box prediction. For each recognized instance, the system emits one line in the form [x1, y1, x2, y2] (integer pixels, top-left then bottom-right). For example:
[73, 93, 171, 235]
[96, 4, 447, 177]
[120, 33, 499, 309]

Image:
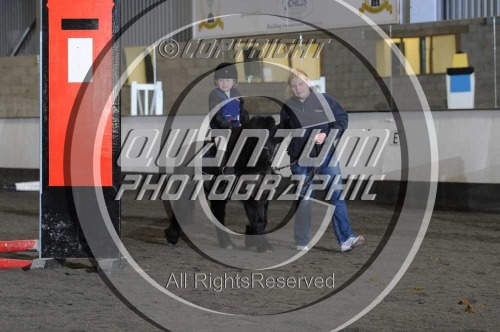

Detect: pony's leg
[262, 200, 270, 231]
[243, 200, 272, 252]
[163, 194, 195, 246]
[164, 142, 197, 246]
[210, 199, 233, 249]
[244, 224, 256, 248]
[164, 213, 181, 245]
[258, 200, 272, 252]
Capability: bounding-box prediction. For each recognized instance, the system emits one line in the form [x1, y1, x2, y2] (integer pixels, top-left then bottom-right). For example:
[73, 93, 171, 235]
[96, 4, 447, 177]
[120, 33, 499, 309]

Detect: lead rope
[269, 144, 296, 173]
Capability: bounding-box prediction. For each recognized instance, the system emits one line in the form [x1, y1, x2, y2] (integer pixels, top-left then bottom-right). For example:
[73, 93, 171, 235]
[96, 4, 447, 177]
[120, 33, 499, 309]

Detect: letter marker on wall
[68, 38, 93, 82]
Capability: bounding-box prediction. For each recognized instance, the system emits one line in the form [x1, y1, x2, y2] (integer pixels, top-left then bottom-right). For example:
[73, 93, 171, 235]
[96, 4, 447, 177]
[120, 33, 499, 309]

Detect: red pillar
[41, 0, 120, 258]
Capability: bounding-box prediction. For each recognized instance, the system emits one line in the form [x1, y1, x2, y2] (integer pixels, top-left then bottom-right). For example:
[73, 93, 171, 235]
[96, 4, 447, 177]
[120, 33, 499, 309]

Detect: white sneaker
[341, 236, 365, 252]
[351, 235, 366, 248]
[296, 245, 309, 251]
[340, 240, 352, 252]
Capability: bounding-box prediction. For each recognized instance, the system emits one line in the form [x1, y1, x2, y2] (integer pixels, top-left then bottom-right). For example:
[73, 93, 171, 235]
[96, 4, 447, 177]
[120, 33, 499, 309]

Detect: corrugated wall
[444, 0, 500, 20]
[0, 0, 192, 56]
[5, 1, 500, 55]
[120, 0, 192, 47]
[0, 0, 37, 57]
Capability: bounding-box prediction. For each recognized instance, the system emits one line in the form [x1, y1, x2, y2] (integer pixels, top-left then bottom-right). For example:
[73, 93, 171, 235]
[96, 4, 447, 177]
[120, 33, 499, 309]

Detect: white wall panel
[2, 111, 500, 184]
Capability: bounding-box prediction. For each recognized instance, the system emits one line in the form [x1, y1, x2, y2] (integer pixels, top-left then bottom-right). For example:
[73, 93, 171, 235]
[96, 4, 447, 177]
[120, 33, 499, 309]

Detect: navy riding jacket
[279, 92, 348, 159]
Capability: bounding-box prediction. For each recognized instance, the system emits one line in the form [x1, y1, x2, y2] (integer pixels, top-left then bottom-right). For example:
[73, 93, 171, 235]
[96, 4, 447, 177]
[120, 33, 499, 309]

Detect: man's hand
[314, 133, 327, 144]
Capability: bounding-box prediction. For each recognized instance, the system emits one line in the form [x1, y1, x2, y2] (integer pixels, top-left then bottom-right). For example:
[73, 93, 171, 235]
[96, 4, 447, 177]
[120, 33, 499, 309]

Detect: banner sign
[193, 0, 400, 39]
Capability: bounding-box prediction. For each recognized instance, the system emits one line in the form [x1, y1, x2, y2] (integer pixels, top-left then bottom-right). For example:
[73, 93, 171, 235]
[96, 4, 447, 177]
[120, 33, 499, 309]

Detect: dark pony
[164, 116, 278, 252]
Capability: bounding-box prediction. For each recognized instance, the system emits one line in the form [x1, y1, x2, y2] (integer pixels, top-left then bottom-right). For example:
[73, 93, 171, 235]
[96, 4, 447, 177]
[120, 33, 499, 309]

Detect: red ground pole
[0, 258, 33, 270]
[0, 240, 38, 270]
[0, 240, 38, 253]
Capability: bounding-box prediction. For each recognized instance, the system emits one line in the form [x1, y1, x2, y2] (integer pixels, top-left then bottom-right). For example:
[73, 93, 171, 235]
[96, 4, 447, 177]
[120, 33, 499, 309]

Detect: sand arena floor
[0, 180, 499, 331]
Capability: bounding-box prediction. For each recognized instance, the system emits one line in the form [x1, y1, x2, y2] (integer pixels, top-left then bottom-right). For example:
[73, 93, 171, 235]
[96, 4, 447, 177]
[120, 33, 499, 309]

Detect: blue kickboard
[450, 74, 471, 93]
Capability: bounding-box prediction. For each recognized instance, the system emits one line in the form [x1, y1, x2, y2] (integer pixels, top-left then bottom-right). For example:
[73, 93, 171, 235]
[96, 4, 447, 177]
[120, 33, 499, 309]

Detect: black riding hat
[214, 62, 238, 80]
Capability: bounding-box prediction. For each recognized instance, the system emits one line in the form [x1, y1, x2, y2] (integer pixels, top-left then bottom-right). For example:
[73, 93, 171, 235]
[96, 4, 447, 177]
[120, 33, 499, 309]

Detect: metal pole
[389, 24, 393, 110]
[400, 0, 410, 24]
[153, 44, 157, 84]
[494, 16, 498, 108]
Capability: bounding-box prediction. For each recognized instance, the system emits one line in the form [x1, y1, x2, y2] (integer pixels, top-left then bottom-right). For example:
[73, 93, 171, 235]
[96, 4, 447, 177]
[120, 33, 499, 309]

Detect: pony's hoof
[164, 227, 179, 245]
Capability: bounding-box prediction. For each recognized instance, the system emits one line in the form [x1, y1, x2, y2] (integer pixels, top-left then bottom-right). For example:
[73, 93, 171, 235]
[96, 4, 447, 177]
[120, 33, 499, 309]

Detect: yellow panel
[375, 39, 393, 77]
[402, 37, 420, 75]
[236, 41, 322, 82]
[290, 43, 320, 80]
[123, 46, 149, 85]
[432, 35, 456, 74]
[262, 57, 289, 82]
